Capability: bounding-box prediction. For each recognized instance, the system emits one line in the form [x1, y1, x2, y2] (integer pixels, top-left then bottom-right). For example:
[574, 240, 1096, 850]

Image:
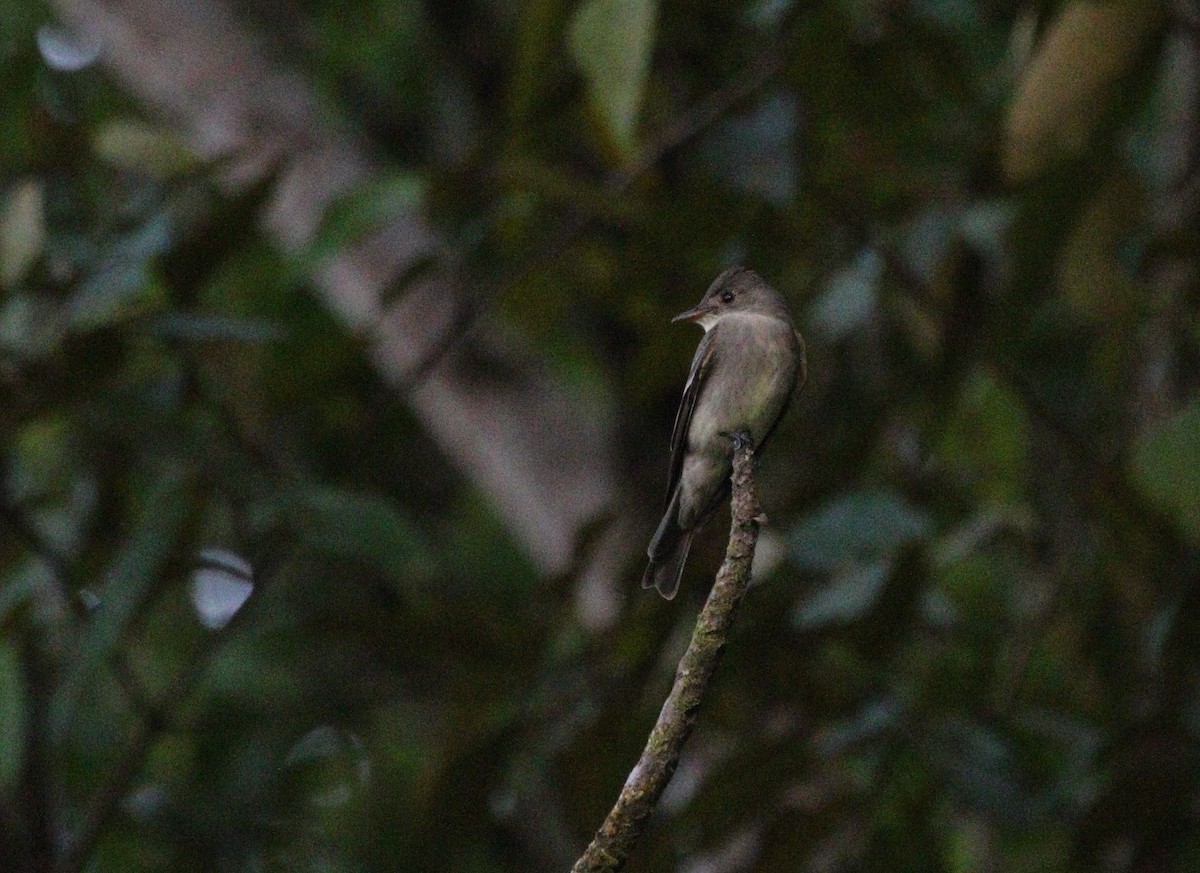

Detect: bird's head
[672, 266, 791, 330]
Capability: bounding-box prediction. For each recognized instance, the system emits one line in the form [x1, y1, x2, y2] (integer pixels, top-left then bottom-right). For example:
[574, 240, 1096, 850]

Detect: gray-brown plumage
[643, 267, 806, 599]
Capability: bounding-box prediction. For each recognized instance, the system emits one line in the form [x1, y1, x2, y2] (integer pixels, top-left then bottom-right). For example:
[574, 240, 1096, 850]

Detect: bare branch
[571, 437, 763, 873]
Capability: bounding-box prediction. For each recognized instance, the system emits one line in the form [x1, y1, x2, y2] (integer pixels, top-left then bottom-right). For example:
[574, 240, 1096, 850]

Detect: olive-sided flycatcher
[643, 266, 806, 599]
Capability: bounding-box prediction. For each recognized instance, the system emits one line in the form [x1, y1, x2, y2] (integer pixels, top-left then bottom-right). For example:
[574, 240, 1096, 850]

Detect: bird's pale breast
[676, 313, 797, 526]
[687, 313, 797, 455]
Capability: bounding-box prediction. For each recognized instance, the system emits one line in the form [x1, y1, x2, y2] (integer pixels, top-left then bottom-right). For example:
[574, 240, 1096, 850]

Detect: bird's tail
[642, 491, 693, 599]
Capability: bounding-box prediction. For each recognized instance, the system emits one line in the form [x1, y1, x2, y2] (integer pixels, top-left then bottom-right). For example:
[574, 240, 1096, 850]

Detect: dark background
[2, 1, 1199, 871]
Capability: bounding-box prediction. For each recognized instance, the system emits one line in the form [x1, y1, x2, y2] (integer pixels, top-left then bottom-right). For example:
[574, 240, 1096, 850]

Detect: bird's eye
[720, 290, 734, 304]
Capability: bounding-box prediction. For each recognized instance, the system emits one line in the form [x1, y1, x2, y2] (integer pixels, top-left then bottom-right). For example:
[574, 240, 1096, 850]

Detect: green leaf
[926, 717, 1044, 825]
[281, 724, 370, 809]
[507, 0, 569, 131]
[307, 172, 428, 266]
[92, 119, 199, 177]
[937, 369, 1030, 503]
[7, 416, 73, 504]
[697, 93, 798, 205]
[0, 178, 45, 287]
[268, 485, 437, 585]
[1057, 173, 1141, 321]
[68, 212, 173, 331]
[813, 696, 903, 755]
[0, 293, 65, 360]
[568, 0, 657, 157]
[795, 559, 889, 628]
[810, 247, 883, 340]
[1131, 401, 1200, 540]
[0, 639, 25, 791]
[1003, 0, 1166, 181]
[791, 491, 931, 571]
[0, 564, 45, 626]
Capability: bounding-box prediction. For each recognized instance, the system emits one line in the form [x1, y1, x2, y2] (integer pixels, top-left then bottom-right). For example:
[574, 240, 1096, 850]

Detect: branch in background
[570, 436, 764, 873]
[0, 490, 73, 614]
[53, 0, 619, 586]
[0, 488, 163, 720]
[612, 44, 785, 189]
[51, 0, 791, 615]
[810, 173, 1188, 555]
[52, 544, 286, 873]
[395, 42, 787, 395]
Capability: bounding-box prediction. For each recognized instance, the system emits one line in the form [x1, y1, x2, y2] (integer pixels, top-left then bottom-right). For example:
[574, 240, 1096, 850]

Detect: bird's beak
[672, 303, 715, 323]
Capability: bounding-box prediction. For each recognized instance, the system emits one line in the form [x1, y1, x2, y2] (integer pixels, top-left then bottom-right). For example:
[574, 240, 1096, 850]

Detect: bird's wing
[755, 328, 807, 457]
[663, 327, 718, 507]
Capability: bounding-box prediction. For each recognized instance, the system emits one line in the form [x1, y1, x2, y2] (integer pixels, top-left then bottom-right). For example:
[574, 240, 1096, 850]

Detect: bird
[643, 266, 806, 599]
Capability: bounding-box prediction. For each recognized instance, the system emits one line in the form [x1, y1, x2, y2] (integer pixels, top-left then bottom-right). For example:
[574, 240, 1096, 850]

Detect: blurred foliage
[3, 0, 1200, 872]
